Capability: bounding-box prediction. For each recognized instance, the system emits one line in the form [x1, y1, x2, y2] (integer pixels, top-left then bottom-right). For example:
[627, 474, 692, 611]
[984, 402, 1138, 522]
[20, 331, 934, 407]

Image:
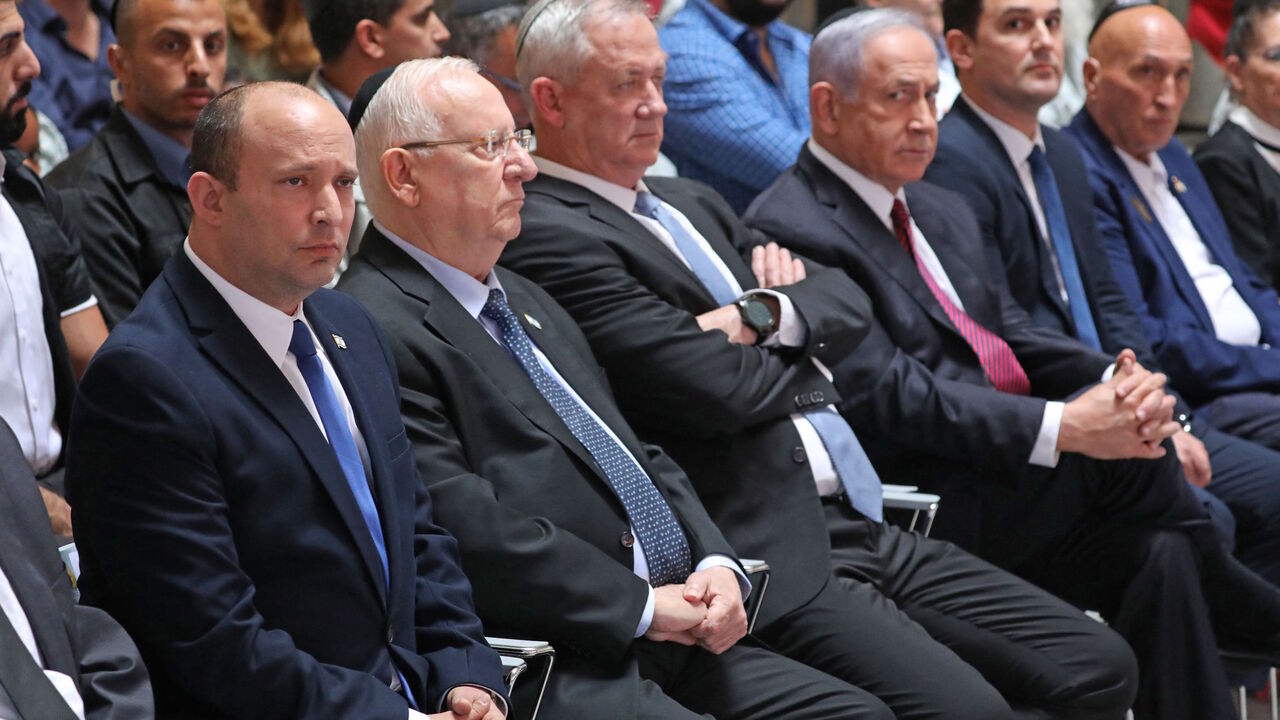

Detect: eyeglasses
[481, 67, 522, 93]
[401, 129, 534, 160]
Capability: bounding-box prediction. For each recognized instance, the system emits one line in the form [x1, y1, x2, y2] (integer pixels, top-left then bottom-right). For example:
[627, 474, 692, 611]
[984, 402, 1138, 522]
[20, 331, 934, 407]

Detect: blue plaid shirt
[658, 0, 811, 214]
[20, 0, 116, 152]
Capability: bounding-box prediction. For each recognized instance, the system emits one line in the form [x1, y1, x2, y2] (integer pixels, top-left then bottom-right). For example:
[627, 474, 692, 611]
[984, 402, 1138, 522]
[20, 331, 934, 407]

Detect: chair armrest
[486, 637, 555, 720]
[881, 484, 919, 494]
[881, 490, 941, 536]
[738, 558, 771, 635]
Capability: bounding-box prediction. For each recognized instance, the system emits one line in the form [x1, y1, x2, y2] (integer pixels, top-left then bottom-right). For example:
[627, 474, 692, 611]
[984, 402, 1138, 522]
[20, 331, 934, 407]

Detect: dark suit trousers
[1201, 426, 1280, 588]
[1006, 449, 1255, 720]
[1198, 391, 1280, 453]
[756, 504, 1137, 720]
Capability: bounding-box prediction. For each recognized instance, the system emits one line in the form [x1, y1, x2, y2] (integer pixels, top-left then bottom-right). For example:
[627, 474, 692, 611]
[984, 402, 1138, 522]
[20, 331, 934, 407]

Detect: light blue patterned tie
[481, 290, 692, 586]
[1028, 147, 1102, 350]
[634, 191, 882, 521]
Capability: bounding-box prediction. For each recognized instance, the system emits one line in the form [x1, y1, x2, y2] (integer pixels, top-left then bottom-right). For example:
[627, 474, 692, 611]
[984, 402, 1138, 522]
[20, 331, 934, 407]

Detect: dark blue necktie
[634, 191, 882, 521]
[289, 320, 389, 586]
[481, 290, 692, 586]
[1027, 147, 1102, 350]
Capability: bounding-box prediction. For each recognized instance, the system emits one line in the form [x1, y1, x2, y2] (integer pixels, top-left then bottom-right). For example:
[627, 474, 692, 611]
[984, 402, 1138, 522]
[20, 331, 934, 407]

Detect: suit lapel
[166, 255, 389, 604]
[649, 181, 759, 292]
[0, 523, 77, 680]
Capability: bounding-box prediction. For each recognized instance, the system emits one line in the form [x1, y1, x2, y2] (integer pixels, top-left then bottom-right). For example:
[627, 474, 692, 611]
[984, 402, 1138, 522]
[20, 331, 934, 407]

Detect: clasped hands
[695, 243, 802, 344]
[424, 686, 504, 720]
[1058, 349, 1182, 459]
[643, 566, 748, 655]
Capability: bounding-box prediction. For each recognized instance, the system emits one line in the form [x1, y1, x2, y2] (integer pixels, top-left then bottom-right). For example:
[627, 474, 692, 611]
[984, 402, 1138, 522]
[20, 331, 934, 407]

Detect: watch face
[744, 299, 774, 329]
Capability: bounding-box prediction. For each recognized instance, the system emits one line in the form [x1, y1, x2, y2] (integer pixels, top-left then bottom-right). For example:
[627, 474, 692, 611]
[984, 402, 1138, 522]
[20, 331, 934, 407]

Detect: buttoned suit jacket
[1194, 120, 1280, 290]
[339, 227, 738, 714]
[927, 101, 1156, 360]
[501, 174, 873, 629]
[0, 418, 153, 719]
[65, 251, 505, 719]
[744, 147, 1113, 563]
[1066, 110, 1280, 406]
[47, 106, 192, 328]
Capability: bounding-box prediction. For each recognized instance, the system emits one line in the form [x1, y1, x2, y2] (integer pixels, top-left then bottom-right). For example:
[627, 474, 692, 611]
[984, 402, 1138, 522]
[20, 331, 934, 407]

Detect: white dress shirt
[0, 170, 62, 476]
[807, 139, 1066, 467]
[379, 225, 748, 638]
[1116, 149, 1263, 348]
[936, 45, 961, 119]
[1228, 105, 1280, 175]
[0, 566, 85, 720]
[533, 157, 844, 495]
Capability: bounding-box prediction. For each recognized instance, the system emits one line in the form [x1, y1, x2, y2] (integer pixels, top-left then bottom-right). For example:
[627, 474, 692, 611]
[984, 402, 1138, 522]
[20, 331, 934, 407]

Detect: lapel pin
[1129, 196, 1154, 223]
[1170, 176, 1188, 194]
[332, 334, 347, 349]
[523, 313, 543, 330]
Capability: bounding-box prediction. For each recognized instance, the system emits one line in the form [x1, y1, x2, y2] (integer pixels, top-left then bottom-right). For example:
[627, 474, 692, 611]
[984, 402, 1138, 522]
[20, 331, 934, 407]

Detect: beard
[723, 0, 793, 27]
[0, 81, 31, 146]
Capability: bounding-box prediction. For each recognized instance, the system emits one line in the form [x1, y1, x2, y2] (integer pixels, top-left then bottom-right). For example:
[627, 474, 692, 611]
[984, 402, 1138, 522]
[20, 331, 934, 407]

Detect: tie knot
[633, 190, 661, 218]
[480, 288, 512, 323]
[1027, 145, 1047, 170]
[288, 319, 318, 360]
[890, 199, 910, 231]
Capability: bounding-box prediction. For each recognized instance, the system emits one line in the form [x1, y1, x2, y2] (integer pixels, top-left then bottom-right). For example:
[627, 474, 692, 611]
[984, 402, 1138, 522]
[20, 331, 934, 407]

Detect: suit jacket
[307, 70, 372, 262]
[0, 418, 152, 719]
[744, 147, 1113, 563]
[46, 106, 192, 328]
[1194, 120, 1280, 290]
[502, 174, 873, 628]
[65, 251, 505, 719]
[339, 228, 738, 711]
[3, 147, 88, 462]
[927, 101, 1156, 361]
[1066, 110, 1280, 405]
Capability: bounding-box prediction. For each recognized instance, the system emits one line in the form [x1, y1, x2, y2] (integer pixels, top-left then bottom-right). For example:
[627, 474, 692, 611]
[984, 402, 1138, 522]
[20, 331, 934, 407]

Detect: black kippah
[1088, 0, 1161, 42]
[348, 65, 399, 131]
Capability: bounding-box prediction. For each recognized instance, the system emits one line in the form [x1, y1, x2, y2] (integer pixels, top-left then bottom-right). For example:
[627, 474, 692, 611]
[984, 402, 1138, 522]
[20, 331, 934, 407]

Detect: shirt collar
[961, 95, 1044, 168]
[317, 71, 353, 116]
[807, 138, 905, 231]
[1230, 105, 1280, 149]
[373, 220, 504, 319]
[1116, 146, 1168, 192]
[122, 109, 192, 189]
[183, 238, 305, 367]
[533, 156, 650, 213]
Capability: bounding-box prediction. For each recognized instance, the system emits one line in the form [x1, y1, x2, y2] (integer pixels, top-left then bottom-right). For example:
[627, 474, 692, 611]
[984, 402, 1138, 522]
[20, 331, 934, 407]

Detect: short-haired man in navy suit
[1067, 1, 1280, 453]
[924, 0, 1280, 603]
[65, 81, 507, 720]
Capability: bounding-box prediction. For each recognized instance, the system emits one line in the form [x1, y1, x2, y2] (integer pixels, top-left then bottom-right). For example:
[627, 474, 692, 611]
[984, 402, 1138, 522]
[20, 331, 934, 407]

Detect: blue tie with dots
[635, 192, 882, 521]
[481, 289, 692, 586]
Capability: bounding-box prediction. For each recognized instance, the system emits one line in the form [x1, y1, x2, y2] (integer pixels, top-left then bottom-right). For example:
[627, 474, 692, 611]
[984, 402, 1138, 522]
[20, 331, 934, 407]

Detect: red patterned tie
[891, 199, 1031, 395]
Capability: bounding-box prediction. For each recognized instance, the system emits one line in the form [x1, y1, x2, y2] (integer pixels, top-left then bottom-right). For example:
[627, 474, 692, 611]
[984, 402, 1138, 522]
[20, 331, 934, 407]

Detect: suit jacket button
[794, 395, 806, 408]
[620, 531, 635, 548]
[813, 391, 825, 404]
[792, 446, 807, 464]
[816, 342, 828, 351]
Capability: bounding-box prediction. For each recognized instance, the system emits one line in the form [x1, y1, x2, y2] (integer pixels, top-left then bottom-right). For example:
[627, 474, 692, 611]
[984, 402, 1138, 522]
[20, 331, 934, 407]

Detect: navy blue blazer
[927, 100, 1155, 363]
[1066, 109, 1280, 405]
[65, 251, 504, 719]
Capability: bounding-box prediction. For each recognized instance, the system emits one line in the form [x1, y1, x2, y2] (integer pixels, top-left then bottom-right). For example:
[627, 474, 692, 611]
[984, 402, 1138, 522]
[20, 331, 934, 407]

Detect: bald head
[1084, 4, 1191, 158]
[192, 82, 322, 190]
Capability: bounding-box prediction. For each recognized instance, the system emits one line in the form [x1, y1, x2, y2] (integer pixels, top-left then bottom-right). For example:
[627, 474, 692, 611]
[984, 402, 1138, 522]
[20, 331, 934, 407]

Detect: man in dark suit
[503, 1, 1139, 717]
[1195, 0, 1280, 289]
[745, 10, 1280, 719]
[0, 417, 153, 720]
[1067, 2, 1280, 451]
[339, 57, 913, 720]
[47, 0, 227, 327]
[923, 0, 1280, 590]
[0, 0, 108, 539]
[65, 82, 507, 720]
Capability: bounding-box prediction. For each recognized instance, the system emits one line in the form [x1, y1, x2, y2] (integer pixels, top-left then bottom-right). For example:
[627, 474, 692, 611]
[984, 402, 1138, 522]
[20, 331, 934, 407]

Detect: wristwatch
[736, 295, 777, 344]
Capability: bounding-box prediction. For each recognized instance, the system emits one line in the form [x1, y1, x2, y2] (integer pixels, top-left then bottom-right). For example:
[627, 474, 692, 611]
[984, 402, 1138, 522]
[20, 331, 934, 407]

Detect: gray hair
[514, 0, 650, 88]
[445, 4, 527, 65]
[810, 8, 929, 98]
[354, 57, 480, 218]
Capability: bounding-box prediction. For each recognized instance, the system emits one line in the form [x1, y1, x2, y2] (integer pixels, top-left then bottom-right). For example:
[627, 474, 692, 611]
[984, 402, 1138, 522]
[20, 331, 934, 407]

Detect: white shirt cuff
[696, 554, 753, 600]
[744, 289, 806, 348]
[1101, 362, 1117, 382]
[1029, 401, 1064, 467]
[635, 585, 656, 638]
[60, 294, 97, 318]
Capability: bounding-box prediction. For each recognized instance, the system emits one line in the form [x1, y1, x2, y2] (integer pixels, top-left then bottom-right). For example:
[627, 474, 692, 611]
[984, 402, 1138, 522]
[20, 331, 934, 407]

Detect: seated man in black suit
[0, 0, 108, 539]
[47, 0, 227, 327]
[923, 0, 1280, 592]
[66, 81, 507, 720]
[745, 10, 1280, 719]
[339, 57, 898, 720]
[499, 0, 1138, 717]
[1196, 0, 1280, 289]
[0, 417, 153, 720]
